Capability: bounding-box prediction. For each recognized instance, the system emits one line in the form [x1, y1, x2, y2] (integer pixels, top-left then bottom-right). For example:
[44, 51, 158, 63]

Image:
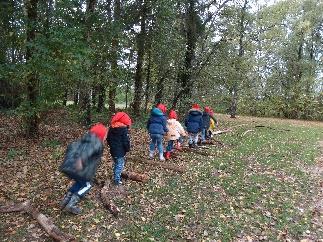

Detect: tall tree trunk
[144, 38, 152, 112]
[97, 84, 106, 112]
[132, 0, 147, 116]
[172, 0, 197, 114]
[80, 0, 96, 125]
[155, 76, 165, 105]
[230, 0, 247, 118]
[25, 0, 40, 138]
[108, 0, 121, 115]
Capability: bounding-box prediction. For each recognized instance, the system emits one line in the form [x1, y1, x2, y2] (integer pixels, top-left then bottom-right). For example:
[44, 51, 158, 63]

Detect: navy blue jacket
[147, 107, 168, 135]
[202, 111, 211, 129]
[107, 127, 130, 158]
[185, 109, 203, 133]
[59, 133, 103, 182]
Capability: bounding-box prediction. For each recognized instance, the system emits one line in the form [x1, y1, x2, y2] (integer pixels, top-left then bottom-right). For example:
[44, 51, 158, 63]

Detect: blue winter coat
[147, 107, 168, 135]
[202, 111, 211, 129]
[185, 109, 203, 133]
[107, 127, 130, 158]
[59, 133, 103, 182]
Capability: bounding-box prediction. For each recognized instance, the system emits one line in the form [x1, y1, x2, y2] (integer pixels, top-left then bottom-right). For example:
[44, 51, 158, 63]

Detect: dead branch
[242, 129, 254, 136]
[0, 200, 75, 242]
[255, 125, 291, 132]
[121, 171, 149, 183]
[212, 129, 232, 135]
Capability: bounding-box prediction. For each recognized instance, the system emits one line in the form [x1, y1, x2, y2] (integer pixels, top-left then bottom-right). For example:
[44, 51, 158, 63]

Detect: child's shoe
[159, 153, 165, 161]
[165, 151, 171, 160]
[175, 142, 182, 151]
[60, 191, 73, 209]
[149, 151, 154, 159]
[64, 194, 82, 215]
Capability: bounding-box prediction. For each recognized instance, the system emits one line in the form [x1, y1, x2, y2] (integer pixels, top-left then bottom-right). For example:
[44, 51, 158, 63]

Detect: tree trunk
[25, 0, 40, 138]
[230, 0, 247, 118]
[172, 0, 197, 114]
[144, 39, 152, 112]
[79, 0, 97, 125]
[108, 0, 121, 115]
[97, 84, 106, 112]
[132, 0, 147, 116]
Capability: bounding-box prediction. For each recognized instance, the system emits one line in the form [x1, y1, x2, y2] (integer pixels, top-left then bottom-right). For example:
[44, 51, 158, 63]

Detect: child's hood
[111, 112, 132, 128]
[189, 109, 202, 116]
[151, 107, 164, 116]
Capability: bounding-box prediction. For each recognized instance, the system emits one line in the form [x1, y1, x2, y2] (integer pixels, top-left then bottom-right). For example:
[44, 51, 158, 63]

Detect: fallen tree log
[255, 125, 291, 132]
[0, 200, 75, 242]
[100, 182, 120, 217]
[212, 129, 232, 135]
[121, 171, 149, 183]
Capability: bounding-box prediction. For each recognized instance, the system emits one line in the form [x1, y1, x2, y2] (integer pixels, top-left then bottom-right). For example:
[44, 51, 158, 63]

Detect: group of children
[59, 103, 218, 214]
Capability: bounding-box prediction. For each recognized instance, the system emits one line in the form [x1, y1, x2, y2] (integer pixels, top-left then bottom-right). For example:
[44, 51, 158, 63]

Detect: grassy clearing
[0, 113, 322, 241]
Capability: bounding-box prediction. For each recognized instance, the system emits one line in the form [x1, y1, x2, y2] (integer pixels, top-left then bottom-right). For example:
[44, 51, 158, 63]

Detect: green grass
[1, 114, 322, 241]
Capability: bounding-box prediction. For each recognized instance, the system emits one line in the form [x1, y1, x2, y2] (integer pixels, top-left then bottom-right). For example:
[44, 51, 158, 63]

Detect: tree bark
[132, 0, 147, 116]
[108, 0, 121, 115]
[0, 200, 75, 241]
[25, 0, 40, 138]
[172, 0, 197, 114]
[230, 0, 247, 118]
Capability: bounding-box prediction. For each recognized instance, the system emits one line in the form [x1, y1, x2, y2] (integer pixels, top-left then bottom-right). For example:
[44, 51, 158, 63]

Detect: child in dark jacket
[59, 123, 107, 215]
[147, 103, 168, 160]
[185, 104, 203, 148]
[106, 112, 132, 186]
[201, 106, 218, 142]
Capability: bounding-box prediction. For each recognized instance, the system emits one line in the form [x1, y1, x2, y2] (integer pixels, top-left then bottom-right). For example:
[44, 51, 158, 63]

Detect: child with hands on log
[59, 123, 108, 215]
[185, 103, 203, 148]
[106, 112, 132, 186]
[165, 110, 187, 159]
[147, 103, 168, 161]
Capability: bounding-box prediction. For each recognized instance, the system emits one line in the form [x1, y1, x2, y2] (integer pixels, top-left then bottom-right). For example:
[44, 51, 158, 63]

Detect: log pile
[0, 200, 75, 242]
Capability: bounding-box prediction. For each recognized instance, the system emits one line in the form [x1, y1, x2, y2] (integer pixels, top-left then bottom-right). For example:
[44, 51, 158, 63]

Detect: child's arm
[177, 121, 187, 136]
[162, 117, 168, 133]
[123, 129, 131, 153]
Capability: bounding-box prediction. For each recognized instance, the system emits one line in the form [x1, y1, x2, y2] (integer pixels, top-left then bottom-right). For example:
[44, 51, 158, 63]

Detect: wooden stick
[100, 181, 122, 217]
[121, 171, 149, 183]
[0, 200, 75, 242]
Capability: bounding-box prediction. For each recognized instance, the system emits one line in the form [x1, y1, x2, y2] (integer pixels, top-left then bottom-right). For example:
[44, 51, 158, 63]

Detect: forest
[0, 0, 322, 137]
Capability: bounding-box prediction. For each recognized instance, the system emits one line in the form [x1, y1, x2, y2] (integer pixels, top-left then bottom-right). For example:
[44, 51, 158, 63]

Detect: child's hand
[75, 158, 83, 171]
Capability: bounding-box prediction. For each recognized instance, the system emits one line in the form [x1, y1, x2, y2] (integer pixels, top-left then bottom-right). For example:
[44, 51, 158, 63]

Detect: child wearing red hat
[201, 106, 218, 142]
[165, 110, 187, 159]
[59, 123, 108, 215]
[185, 104, 203, 148]
[106, 112, 132, 185]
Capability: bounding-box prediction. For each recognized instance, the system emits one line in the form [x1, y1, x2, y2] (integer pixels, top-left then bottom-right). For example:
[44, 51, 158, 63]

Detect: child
[59, 123, 107, 215]
[185, 103, 203, 148]
[165, 110, 186, 159]
[147, 103, 168, 160]
[201, 106, 218, 142]
[208, 108, 219, 138]
[106, 112, 132, 186]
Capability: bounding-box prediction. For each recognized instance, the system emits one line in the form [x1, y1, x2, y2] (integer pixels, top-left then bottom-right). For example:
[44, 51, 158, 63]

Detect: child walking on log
[59, 123, 108, 215]
[165, 110, 187, 159]
[147, 103, 168, 160]
[185, 103, 203, 148]
[106, 112, 132, 186]
[201, 106, 218, 142]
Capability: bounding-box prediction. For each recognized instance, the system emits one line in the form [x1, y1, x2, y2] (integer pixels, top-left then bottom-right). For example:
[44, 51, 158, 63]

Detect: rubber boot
[159, 153, 165, 161]
[60, 191, 73, 209]
[149, 151, 154, 159]
[64, 194, 82, 215]
[165, 151, 171, 160]
[176, 142, 182, 151]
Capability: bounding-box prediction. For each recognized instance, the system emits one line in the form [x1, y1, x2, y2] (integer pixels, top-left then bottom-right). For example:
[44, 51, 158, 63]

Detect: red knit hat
[192, 103, 200, 110]
[168, 110, 177, 120]
[156, 103, 167, 114]
[111, 112, 132, 127]
[90, 123, 107, 141]
[204, 106, 211, 113]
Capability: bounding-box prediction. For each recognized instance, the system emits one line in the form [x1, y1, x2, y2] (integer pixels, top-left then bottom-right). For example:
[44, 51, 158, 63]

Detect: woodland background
[0, 0, 322, 137]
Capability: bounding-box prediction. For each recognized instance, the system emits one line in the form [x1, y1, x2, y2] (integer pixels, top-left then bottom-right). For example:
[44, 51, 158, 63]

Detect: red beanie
[156, 103, 167, 114]
[168, 110, 177, 120]
[90, 123, 107, 141]
[204, 106, 211, 113]
[192, 103, 200, 110]
[111, 112, 132, 126]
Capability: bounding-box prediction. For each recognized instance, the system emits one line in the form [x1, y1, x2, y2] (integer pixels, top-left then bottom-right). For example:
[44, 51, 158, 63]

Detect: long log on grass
[128, 156, 186, 173]
[100, 181, 122, 217]
[0, 200, 75, 242]
[121, 171, 149, 183]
